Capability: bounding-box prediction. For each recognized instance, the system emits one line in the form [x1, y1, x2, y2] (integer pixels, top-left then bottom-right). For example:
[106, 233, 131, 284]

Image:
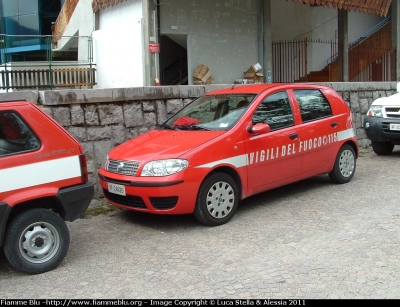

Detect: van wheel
[371, 141, 394, 155]
[3, 209, 69, 274]
[194, 173, 239, 226]
[329, 144, 356, 184]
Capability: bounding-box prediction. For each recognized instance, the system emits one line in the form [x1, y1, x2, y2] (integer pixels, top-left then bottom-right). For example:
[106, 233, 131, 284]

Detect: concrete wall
[160, 0, 385, 83]
[0, 82, 397, 208]
[160, 0, 259, 85]
[271, 1, 383, 42]
[53, 0, 388, 88]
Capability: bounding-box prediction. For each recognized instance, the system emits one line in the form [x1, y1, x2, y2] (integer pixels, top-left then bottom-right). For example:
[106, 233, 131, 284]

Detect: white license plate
[389, 123, 400, 131]
[108, 183, 126, 196]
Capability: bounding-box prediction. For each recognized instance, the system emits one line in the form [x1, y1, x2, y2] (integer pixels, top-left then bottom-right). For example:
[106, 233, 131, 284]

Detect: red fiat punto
[98, 84, 358, 226]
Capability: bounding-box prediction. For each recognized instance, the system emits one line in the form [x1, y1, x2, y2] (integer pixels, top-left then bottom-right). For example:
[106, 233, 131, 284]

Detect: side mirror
[247, 123, 270, 135]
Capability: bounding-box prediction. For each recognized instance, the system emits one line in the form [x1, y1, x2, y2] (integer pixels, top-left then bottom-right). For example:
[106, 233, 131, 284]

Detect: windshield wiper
[189, 125, 210, 131]
[157, 124, 176, 130]
[173, 125, 210, 131]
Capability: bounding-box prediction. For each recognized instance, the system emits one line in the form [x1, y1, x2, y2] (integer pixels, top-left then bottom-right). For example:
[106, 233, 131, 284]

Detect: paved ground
[1, 147, 400, 299]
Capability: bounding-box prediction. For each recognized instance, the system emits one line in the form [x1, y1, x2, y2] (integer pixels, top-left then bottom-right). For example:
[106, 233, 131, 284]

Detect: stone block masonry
[0, 82, 398, 207]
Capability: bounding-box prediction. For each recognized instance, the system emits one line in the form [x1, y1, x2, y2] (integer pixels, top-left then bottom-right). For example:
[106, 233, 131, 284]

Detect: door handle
[289, 133, 298, 140]
[331, 122, 338, 127]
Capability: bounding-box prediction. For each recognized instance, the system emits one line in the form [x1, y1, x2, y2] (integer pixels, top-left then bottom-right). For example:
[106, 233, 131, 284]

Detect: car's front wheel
[329, 144, 356, 184]
[194, 173, 239, 226]
[371, 141, 394, 155]
[3, 208, 70, 274]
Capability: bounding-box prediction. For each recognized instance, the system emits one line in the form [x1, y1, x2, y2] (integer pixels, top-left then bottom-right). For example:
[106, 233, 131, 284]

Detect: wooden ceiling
[92, 0, 393, 17]
[92, 0, 127, 13]
[289, 0, 392, 16]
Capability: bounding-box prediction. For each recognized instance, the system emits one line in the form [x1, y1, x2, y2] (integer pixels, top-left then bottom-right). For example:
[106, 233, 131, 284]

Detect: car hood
[372, 92, 400, 106]
[109, 130, 225, 161]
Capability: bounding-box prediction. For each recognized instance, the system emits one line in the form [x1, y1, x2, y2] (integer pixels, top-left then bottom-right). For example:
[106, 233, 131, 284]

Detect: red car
[99, 84, 358, 226]
[0, 101, 94, 274]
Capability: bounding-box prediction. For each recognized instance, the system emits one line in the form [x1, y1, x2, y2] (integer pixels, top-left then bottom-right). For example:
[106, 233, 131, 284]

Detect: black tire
[194, 173, 239, 226]
[3, 209, 70, 274]
[329, 144, 356, 184]
[371, 141, 394, 155]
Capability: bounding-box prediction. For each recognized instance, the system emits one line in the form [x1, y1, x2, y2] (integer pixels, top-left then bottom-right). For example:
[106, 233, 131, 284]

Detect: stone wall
[1, 82, 398, 207]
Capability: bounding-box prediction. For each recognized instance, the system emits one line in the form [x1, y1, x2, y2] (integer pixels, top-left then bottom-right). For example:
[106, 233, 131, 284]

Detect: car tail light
[79, 154, 89, 183]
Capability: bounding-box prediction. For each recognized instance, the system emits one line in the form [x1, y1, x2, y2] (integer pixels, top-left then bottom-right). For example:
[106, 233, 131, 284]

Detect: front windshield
[162, 94, 256, 131]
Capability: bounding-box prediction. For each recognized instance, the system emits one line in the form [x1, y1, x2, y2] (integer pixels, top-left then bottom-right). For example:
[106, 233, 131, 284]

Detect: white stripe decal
[195, 128, 355, 169]
[0, 156, 81, 193]
[337, 128, 355, 141]
[196, 154, 248, 169]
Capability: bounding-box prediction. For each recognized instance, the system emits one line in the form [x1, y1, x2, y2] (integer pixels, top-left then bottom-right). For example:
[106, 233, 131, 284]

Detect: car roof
[0, 100, 29, 105]
[206, 83, 331, 95]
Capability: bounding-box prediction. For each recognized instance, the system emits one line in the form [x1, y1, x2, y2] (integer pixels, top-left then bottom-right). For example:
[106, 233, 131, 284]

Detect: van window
[0, 112, 40, 157]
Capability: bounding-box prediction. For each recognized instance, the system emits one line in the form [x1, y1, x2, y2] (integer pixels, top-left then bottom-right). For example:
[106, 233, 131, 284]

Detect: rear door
[290, 89, 339, 175]
[244, 90, 303, 190]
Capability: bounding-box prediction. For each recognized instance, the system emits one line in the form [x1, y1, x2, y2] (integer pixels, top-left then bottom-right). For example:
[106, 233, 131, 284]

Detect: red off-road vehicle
[0, 100, 94, 274]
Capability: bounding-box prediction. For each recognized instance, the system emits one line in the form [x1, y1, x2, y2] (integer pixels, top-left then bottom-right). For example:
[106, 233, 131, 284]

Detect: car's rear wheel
[329, 144, 356, 184]
[371, 141, 394, 155]
[194, 173, 239, 226]
[3, 208, 70, 274]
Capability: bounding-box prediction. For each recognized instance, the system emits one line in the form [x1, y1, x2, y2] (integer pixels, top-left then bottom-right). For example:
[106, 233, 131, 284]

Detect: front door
[244, 91, 303, 190]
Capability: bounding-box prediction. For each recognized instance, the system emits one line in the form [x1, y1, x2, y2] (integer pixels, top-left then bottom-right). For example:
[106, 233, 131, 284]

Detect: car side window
[0, 112, 40, 157]
[252, 91, 294, 131]
[293, 89, 332, 122]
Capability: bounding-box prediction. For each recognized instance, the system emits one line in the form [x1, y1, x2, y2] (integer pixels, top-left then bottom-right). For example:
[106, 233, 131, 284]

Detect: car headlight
[367, 105, 383, 117]
[102, 155, 109, 170]
[141, 159, 188, 176]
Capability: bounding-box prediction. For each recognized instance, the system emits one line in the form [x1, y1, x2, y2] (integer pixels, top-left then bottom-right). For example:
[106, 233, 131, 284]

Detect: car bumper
[56, 182, 94, 221]
[98, 170, 201, 215]
[363, 116, 400, 144]
[0, 202, 11, 246]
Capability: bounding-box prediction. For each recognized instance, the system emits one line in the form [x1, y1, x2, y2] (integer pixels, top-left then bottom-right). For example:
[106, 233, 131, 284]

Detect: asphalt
[1, 147, 400, 299]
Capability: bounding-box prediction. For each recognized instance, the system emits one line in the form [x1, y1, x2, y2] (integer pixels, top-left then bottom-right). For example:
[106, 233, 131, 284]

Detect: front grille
[385, 107, 400, 119]
[385, 107, 400, 112]
[149, 197, 178, 210]
[103, 189, 146, 209]
[382, 122, 400, 133]
[386, 114, 400, 119]
[107, 159, 140, 176]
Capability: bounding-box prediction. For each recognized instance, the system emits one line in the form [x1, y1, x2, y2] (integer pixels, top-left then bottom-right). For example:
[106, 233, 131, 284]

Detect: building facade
[0, 0, 63, 62]
[17, 0, 400, 88]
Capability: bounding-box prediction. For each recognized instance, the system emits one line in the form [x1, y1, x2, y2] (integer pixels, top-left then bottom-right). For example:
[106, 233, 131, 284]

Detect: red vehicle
[99, 84, 358, 226]
[0, 101, 94, 274]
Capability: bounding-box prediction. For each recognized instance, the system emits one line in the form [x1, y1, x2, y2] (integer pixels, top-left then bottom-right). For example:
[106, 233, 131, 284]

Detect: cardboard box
[246, 63, 262, 74]
[244, 63, 264, 83]
[201, 70, 212, 83]
[193, 64, 213, 85]
[193, 64, 209, 79]
[205, 74, 214, 84]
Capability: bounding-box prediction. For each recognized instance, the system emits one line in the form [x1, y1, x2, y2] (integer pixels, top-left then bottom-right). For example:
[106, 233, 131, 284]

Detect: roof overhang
[91, 0, 392, 17]
[92, 0, 128, 13]
[289, 0, 392, 17]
